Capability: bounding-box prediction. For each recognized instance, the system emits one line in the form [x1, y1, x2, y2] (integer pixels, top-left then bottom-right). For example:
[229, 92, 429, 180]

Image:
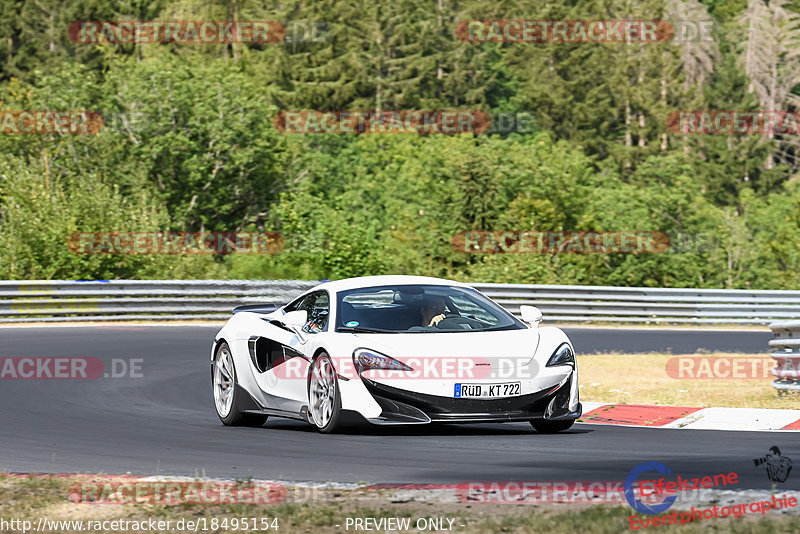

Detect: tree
[739, 0, 800, 169]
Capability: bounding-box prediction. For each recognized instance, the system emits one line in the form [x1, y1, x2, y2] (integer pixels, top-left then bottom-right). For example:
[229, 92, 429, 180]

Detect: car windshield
[335, 284, 526, 333]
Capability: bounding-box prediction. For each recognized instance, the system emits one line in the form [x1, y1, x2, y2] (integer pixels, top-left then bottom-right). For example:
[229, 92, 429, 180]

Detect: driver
[420, 295, 447, 327]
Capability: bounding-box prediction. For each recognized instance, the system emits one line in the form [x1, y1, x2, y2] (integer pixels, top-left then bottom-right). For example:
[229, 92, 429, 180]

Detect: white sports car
[211, 275, 581, 433]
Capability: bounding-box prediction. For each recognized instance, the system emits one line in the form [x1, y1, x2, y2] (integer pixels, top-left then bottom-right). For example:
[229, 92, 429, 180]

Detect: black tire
[307, 352, 342, 433]
[213, 342, 268, 427]
[530, 419, 574, 433]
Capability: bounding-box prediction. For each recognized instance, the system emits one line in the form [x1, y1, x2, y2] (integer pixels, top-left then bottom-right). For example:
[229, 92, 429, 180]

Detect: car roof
[308, 275, 470, 295]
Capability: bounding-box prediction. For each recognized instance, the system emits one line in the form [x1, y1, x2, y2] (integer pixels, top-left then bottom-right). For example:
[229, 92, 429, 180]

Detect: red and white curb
[579, 402, 800, 431]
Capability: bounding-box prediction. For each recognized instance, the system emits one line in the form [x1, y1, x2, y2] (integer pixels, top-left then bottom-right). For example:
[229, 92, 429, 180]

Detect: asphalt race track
[0, 325, 795, 490]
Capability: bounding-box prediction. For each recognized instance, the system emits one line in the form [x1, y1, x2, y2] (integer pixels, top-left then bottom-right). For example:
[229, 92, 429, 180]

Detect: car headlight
[546, 343, 575, 368]
[353, 348, 413, 374]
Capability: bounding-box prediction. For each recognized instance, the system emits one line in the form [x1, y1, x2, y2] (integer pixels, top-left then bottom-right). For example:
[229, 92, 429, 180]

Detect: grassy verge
[1, 475, 799, 533]
[577, 352, 799, 409]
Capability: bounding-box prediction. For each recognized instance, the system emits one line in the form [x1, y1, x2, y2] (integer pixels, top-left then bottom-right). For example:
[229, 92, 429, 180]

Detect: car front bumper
[359, 374, 581, 424]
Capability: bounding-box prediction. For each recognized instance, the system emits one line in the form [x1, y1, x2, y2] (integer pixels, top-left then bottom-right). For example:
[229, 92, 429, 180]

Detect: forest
[0, 0, 799, 289]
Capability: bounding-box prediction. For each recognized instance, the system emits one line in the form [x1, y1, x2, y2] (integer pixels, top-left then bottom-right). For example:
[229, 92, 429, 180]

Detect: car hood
[350, 327, 540, 362]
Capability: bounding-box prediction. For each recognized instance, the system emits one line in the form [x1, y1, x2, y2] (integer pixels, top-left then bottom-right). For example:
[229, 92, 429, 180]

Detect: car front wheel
[308, 352, 342, 433]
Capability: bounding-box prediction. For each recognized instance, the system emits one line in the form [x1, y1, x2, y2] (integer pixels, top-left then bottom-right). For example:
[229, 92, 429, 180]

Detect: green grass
[577, 352, 800, 409]
[1, 475, 799, 533]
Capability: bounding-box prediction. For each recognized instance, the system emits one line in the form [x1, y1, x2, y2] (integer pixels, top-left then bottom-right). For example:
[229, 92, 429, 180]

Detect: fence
[474, 283, 800, 324]
[0, 280, 317, 322]
[1, 280, 800, 325]
[770, 320, 800, 392]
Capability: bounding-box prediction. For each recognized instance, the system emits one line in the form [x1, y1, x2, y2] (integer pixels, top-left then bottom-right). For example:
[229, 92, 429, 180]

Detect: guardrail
[0, 280, 318, 322]
[473, 283, 800, 324]
[1, 280, 799, 325]
[769, 320, 800, 392]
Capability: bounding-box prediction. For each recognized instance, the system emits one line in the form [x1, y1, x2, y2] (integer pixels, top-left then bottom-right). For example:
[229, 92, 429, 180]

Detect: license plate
[454, 382, 520, 398]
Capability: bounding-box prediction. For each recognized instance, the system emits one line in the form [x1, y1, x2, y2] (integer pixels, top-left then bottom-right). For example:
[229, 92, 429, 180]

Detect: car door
[255, 291, 331, 412]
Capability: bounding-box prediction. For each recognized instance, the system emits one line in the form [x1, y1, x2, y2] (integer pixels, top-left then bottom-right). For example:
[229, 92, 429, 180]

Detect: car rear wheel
[213, 342, 268, 427]
[530, 419, 574, 433]
[308, 353, 342, 433]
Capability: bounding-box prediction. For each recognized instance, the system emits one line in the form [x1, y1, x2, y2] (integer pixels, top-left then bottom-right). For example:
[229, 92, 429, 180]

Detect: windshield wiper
[337, 326, 395, 333]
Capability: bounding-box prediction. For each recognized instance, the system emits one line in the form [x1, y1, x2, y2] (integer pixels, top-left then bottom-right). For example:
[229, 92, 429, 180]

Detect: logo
[624, 462, 677, 515]
[753, 447, 792, 483]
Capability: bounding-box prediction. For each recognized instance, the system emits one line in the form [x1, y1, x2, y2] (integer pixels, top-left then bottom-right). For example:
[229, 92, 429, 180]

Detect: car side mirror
[520, 305, 543, 327]
[282, 310, 308, 328]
